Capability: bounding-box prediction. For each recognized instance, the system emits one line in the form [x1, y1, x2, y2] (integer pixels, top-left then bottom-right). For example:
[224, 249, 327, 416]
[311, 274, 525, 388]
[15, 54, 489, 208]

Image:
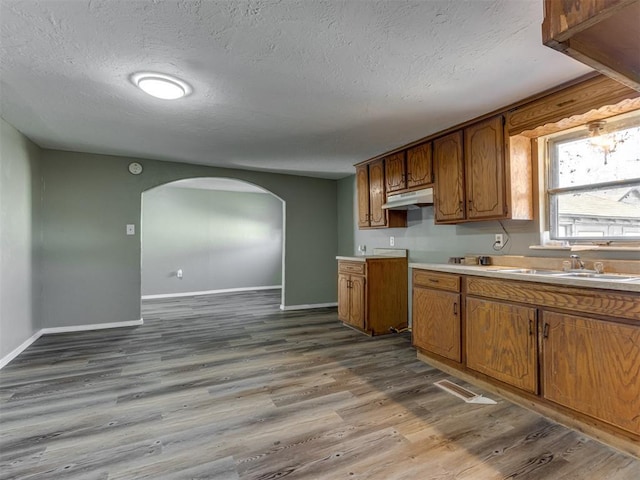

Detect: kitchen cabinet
[337, 258, 407, 336]
[412, 270, 461, 362]
[433, 131, 465, 223]
[433, 116, 532, 224]
[385, 143, 433, 194]
[464, 116, 506, 220]
[413, 267, 640, 455]
[542, 311, 640, 435]
[338, 271, 365, 330]
[384, 152, 406, 194]
[356, 161, 407, 229]
[542, 0, 640, 91]
[466, 297, 538, 394]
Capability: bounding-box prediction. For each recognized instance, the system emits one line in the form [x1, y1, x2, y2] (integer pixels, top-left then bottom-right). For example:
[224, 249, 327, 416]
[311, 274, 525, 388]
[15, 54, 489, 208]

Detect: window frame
[545, 114, 640, 243]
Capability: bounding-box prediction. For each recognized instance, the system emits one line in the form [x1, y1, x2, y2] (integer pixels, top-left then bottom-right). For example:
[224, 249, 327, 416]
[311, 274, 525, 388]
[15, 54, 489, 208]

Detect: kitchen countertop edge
[410, 263, 640, 293]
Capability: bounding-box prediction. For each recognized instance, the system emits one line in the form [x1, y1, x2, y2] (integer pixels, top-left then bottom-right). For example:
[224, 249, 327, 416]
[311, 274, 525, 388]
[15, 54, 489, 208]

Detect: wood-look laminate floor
[1, 290, 638, 480]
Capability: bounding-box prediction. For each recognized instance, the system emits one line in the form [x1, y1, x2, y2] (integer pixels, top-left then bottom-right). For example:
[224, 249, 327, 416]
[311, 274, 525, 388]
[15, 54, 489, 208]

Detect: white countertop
[409, 263, 640, 293]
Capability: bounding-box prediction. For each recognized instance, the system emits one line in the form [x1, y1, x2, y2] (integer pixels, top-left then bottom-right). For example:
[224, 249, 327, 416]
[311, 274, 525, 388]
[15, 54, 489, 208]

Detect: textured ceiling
[0, 0, 592, 179]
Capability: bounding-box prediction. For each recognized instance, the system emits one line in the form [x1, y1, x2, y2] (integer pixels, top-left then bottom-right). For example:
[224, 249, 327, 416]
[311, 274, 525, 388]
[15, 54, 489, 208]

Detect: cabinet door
[406, 142, 432, 188]
[385, 152, 406, 193]
[368, 159, 387, 227]
[542, 311, 640, 435]
[338, 273, 351, 322]
[464, 116, 505, 220]
[433, 131, 465, 223]
[413, 287, 461, 362]
[356, 164, 370, 228]
[466, 297, 538, 393]
[349, 275, 366, 329]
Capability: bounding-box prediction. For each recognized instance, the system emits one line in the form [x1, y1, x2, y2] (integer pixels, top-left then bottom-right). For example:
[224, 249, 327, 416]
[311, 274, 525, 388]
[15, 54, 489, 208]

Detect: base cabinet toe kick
[412, 268, 640, 457]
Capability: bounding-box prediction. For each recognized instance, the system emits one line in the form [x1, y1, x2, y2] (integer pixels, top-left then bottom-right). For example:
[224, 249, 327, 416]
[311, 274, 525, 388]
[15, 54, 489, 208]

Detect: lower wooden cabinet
[337, 258, 407, 335]
[466, 297, 538, 394]
[412, 267, 640, 454]
[338, 273, 365, 330]
[413, 287, 461, 362]
[542, 311, 640, 435]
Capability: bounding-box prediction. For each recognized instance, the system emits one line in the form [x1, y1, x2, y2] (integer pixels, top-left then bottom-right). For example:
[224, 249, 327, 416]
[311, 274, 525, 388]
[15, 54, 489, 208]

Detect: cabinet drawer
[466, 277, 640, 322]
[339, 261, 366, 275]
[413, 270, 460, 292]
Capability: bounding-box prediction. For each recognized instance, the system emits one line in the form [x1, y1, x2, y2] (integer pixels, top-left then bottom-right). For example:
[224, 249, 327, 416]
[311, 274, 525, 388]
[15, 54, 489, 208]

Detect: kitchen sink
[494, 268, 567, 275]
[494, 268, 638, 282]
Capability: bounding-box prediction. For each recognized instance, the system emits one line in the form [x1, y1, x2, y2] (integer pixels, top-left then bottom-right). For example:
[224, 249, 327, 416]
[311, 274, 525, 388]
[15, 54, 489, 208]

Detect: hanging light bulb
[588, 121, 616, 151]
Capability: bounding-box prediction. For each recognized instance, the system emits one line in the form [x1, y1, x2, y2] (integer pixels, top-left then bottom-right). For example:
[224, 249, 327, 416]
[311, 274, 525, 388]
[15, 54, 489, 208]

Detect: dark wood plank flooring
[1, 290, 638, 479]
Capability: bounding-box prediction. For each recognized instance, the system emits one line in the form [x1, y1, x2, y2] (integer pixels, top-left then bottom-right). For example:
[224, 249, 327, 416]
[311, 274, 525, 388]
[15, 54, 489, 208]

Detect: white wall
[141, 185, 283, 296]
[0, 118, 41, 361]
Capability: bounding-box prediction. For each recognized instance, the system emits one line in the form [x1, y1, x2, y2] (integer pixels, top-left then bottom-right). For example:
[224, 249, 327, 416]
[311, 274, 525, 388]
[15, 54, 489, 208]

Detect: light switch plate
[126, 224, 135, 235]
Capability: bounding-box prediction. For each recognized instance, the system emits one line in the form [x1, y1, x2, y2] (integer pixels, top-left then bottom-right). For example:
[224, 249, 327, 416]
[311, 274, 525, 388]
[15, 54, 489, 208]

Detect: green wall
[142, 186, 283, 296]
[39, 150, 337, 327]
[0, 118, 42, 360]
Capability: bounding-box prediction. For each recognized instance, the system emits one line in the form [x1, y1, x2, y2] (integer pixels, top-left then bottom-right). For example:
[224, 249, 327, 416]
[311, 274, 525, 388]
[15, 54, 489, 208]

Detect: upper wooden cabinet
[356, 161, 407, 229]
[433, 116, 533, 224]
[368, 159, 387, 227]
[542, 0, 640, 91]
[384, 143, 433, 194]
[464, 116, 506, 220]
[356, 164, 371, 228]
[384, 152, 406, 194]
[406, 142, 433, 188]
[433, 131, 465, 223]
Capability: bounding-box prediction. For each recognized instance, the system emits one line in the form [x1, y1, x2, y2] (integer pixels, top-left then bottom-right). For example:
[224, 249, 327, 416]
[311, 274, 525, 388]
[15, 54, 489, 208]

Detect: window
[546, 113, 640, 242]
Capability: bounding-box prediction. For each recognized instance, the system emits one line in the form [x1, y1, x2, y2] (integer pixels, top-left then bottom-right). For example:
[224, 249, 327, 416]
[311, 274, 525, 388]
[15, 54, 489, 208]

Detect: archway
[140, 177, 285, 307]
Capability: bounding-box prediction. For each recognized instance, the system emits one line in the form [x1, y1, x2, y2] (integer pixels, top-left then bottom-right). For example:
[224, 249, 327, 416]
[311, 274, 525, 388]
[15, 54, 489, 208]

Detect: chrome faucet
[570, 254, 585, 270]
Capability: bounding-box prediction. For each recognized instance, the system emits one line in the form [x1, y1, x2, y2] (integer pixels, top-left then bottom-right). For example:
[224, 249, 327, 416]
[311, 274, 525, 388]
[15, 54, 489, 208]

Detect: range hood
[382, 187, 434, 210]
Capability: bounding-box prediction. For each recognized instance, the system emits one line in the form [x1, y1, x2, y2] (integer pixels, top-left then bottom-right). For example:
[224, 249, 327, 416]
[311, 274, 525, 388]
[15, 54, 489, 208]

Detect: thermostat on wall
[128, 162, 143, 175]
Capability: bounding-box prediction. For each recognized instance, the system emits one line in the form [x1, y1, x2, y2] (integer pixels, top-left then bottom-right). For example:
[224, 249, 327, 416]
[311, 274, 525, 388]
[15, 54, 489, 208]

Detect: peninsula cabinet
[337, 257, 407, 336]
[433, 115, 533, 224]
[385, 143, 433, 194]
[412, 270, 461, 362]
[541, 311, 640, 435]
[466, 297, 538, 394]
[356, 160, 407, 229]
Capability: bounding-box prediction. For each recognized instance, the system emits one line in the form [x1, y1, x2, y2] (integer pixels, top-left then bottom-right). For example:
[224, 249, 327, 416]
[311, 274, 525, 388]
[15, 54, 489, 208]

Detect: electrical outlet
[494, 234, 504, 247]
[126, 224, 135, 235]
[390, 236, 395, 247]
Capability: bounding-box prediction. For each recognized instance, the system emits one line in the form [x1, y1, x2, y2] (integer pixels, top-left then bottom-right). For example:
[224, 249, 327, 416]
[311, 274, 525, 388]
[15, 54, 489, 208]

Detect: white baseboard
[280, 302, 338, 311]
[141, 285, 282, 300]
[0, 330, 43, 370]
[0, 319, 144, 370]
[41, 319, 144, 335]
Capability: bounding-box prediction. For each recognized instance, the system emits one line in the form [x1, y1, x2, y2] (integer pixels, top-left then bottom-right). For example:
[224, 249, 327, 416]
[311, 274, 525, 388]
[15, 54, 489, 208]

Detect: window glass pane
[554, 124, 640, 189]
[552, 186, 640, 239]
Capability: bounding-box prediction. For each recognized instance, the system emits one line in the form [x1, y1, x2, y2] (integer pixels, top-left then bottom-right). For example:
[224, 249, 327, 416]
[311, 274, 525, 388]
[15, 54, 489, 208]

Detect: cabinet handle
[428, 278, 439, 283]
[453, 303, 458, 315]
[459, 201, 464, 212]
[543, 322, 549, 339]
[468, 199, 473, 210]
[529, 319, 533, 336]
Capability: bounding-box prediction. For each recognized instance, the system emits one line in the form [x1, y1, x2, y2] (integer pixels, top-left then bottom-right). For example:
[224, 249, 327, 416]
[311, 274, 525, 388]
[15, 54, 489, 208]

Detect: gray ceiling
[0, 0, 592, 179]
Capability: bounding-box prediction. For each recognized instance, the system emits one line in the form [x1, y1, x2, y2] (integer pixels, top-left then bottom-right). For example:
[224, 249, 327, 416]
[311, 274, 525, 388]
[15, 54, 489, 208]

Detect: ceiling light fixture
[587, 120, 617, 163]
[131, 72, 192, 100]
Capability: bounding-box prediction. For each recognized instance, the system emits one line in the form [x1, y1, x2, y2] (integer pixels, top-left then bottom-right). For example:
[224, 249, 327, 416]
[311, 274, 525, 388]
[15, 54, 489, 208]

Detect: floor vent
[434, 379, 497, 405]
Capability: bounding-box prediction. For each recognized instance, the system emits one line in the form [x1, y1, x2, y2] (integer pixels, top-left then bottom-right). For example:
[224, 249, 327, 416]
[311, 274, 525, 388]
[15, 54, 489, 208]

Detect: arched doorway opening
[140, 177, 285, 307]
